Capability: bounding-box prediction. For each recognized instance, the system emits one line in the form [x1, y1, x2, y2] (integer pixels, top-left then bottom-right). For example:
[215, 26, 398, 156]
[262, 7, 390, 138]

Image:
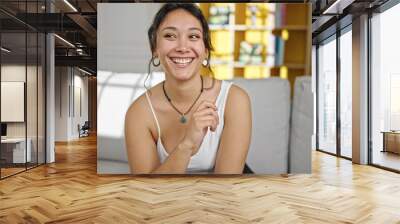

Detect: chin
[165, 65, 200, 82]
[171, 72, 196, 81]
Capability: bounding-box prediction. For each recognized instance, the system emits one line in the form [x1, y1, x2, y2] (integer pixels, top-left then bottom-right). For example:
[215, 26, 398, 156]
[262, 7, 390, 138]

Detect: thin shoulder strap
[145, 91, 161, 140]
[217, 81, 233, 112]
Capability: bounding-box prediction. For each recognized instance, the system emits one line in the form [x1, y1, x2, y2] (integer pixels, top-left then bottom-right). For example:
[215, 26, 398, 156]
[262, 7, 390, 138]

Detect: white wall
[55, 67, 89, 141]
[78, 75, 88, 132]
[55, 67, 68, 141]
[1, 82, 25, 122]
[98, 3, 162, 74]
[1, 66, 26, 126]
[1, 65, 35, 138]
[1, 63, 46, 164]
[97, 4, 164, 174]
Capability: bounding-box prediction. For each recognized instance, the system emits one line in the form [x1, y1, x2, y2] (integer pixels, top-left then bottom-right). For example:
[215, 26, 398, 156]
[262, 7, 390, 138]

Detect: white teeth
[171, 58, 193, 64]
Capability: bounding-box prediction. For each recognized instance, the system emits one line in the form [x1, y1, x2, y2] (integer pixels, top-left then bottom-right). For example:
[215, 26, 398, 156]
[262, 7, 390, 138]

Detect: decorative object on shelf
[239, 41, 263, 64]
[275, 4, 287, 27]
[209, 4, 233, 25]
[247, 5, 259, 26]
[279, 66, 288, 79]
[275, 29, 289, 66]
[246, 3, 269, 26]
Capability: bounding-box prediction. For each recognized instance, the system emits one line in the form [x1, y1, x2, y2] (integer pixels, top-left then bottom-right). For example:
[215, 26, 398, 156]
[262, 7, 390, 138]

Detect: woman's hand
[182, 101, 219, 155]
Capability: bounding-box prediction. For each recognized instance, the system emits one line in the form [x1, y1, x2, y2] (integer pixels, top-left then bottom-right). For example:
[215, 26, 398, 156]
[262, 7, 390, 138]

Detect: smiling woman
[124, 3, 252, 174]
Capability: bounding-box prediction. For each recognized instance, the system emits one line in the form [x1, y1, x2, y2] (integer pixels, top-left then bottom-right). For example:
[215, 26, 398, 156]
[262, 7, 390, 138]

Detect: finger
[197, 113, 219, 127]
[199, 120, 216, 133]
[198, 116, 218, 131]
[195, 100, 217, 112]
[194, 108, 219, 119]
[193, 115, 217, 128]
[197, 103, 217, 113]
[193, 117, 218, 133]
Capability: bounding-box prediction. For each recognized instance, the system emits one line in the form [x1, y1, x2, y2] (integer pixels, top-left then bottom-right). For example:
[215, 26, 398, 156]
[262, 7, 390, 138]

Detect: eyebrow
[161, 27, 202, 32]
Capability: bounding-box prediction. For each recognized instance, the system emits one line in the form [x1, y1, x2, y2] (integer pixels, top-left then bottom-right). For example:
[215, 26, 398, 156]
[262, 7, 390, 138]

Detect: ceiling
[1, 0, 99, 74]
[311, 0, 389, 42]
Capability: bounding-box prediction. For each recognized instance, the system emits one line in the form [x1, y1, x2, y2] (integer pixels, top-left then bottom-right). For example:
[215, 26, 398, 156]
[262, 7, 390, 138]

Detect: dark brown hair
[144, 3, 215, 91]
[147, 3, 213, 72]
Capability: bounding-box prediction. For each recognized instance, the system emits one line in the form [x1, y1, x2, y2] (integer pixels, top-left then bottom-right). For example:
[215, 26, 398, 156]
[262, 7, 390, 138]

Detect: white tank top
[145, 80, 232, 173]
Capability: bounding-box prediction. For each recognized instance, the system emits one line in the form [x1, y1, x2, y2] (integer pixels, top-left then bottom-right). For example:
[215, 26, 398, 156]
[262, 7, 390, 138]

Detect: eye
[189, 34, 201, 40]
[163, 33, 176, 39]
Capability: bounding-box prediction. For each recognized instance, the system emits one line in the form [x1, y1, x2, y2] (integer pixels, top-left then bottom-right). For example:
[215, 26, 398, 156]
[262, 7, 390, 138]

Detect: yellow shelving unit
[198, 3, 311, 93]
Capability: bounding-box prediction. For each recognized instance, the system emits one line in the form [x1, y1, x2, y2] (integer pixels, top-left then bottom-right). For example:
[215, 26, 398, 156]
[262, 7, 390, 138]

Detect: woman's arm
[214, 85, 252, 174]
[125, 94, 220, 174]
[150, 140, 194, 174]
[125, 97, 194, 174]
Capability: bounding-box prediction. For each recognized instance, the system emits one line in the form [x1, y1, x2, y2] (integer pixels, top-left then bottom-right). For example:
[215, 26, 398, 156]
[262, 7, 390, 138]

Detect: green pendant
[180, 116, 187, 123]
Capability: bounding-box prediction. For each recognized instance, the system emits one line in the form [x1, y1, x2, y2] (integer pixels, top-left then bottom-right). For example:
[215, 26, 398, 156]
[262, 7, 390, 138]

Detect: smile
[169, 57, 194, 67]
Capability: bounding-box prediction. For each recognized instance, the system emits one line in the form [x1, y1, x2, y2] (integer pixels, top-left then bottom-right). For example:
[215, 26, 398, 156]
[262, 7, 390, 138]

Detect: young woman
[125, 3, 252, 174]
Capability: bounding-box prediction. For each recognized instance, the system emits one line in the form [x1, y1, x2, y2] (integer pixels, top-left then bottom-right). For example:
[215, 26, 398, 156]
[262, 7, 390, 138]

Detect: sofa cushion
[290, 76, 313, 173]
[233, 78, 291, 174]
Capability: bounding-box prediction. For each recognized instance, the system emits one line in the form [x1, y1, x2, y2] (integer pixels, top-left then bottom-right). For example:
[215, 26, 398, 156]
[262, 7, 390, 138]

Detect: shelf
[200, 3, 311, 84]
[210, 61, 306, 69]
[209, 25, 308, 31]
[209, 25, 232, 30]
[235, 25, 308, 31]
[274, 25, 308, 31]
[234, 25, 273, 31]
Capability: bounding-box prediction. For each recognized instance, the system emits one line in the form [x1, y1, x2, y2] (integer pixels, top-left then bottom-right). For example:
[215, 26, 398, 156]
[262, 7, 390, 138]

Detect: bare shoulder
[125, 91, 153, 128]
[224, 83, 251, 118]
[227, 84, 251, 106]
[126, 93, 145, 118]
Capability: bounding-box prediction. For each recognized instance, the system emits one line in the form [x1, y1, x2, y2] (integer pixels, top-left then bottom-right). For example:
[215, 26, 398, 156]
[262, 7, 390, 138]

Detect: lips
[169, 57, 194, 68]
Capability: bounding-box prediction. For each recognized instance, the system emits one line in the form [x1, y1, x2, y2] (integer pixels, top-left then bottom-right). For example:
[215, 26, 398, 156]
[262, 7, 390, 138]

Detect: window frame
[315, 21, 353, 161]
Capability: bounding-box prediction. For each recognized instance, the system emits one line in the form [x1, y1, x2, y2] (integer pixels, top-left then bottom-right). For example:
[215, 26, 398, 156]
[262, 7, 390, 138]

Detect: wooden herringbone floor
[1, 135, 400, 224]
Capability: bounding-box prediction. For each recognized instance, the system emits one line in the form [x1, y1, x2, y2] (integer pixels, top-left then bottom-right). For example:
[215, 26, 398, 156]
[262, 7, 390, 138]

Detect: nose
[175, 36, 189, 53]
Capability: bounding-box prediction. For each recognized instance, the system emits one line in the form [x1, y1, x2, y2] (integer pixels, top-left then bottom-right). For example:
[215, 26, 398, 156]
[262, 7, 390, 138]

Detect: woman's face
[155, 9, 207, 81]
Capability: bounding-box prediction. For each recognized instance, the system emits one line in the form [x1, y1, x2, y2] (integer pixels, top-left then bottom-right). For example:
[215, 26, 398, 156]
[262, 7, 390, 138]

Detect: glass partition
[317, 35, 337, 155]
[0, 1, 46, 179]
[1, 31, 28, 177]
[371, 3, 400, 171]
[339, 28, 352, 158]
[27, 30, 38, 169]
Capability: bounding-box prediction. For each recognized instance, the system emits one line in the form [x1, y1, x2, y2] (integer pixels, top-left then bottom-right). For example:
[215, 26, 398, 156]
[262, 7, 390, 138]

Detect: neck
[164, 75, 203, 103]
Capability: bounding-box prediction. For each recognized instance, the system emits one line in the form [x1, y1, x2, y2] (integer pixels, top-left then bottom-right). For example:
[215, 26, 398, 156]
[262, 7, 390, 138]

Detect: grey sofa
[289, 76, 313, 173]
[234, 76, 313, 174]
[233, 78, 291, 174]
[97, 76, 313, 174]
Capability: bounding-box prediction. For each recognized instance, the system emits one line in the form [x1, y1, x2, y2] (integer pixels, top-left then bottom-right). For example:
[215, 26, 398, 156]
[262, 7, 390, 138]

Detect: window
[317, 35, 337, 155]
[339, 28, 352, 158]
[371, 2, 400, 171]
[390, 74, 400, 130]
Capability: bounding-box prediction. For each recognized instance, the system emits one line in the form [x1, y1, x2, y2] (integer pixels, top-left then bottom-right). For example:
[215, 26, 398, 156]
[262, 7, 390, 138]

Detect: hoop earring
[202, 58, 209, 67]
[144, 58, 153, 91]
[152, 56, 160, 67]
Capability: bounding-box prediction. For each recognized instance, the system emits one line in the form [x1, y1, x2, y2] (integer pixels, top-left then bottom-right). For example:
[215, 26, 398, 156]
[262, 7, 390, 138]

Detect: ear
[205, 49, 209, 59]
